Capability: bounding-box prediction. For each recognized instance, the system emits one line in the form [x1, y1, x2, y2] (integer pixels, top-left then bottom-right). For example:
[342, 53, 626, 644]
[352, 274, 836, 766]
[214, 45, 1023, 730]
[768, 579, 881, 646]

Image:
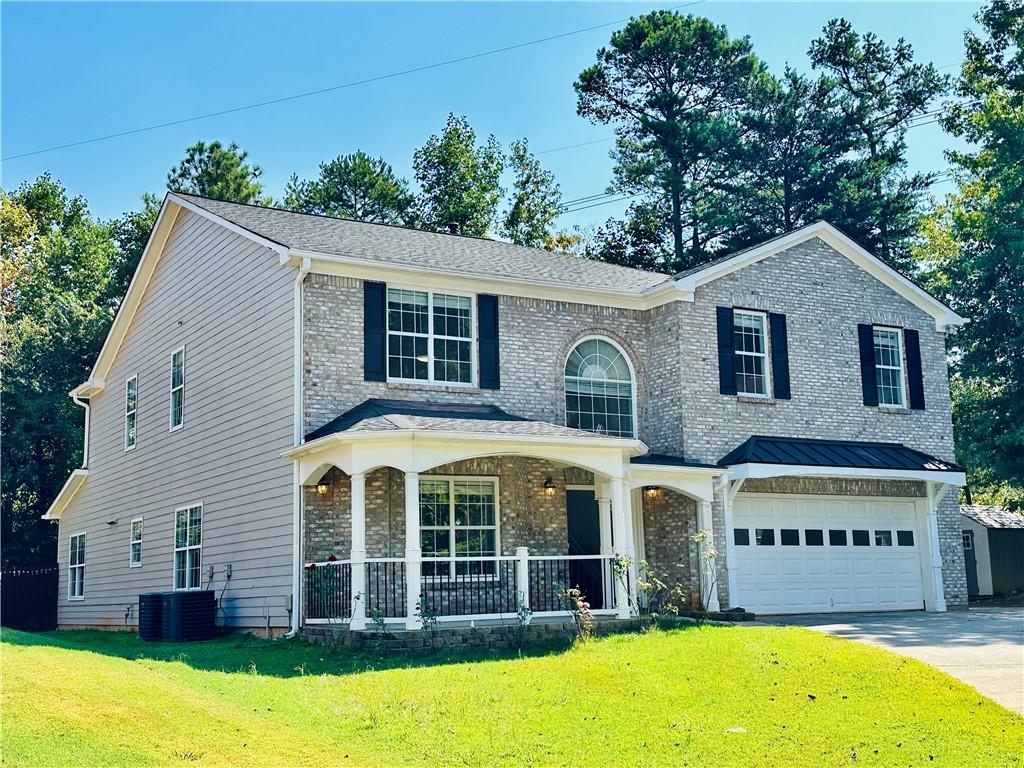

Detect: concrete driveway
[772, 607, 1024, 714]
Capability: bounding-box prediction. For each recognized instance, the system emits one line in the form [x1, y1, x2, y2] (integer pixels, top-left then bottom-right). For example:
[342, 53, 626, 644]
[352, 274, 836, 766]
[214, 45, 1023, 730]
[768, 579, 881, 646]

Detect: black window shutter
[857, 323, 878, 406]
[363, 281, 387, 382]
[904, 328, 926, 410]
[716, 306, 736, 396]
[477, 294, 500, 389]
[769, 313, 791, 400]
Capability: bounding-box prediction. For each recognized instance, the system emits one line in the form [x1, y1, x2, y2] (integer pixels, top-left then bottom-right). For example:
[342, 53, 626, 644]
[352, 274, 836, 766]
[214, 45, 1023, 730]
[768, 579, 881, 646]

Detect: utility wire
[3, 1, 705, 161]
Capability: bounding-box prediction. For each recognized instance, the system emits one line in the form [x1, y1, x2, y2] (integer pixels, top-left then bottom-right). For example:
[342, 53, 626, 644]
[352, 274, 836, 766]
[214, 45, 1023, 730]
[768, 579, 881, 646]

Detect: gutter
[285, 256, 311, 639]
[72, 391, 91, 469]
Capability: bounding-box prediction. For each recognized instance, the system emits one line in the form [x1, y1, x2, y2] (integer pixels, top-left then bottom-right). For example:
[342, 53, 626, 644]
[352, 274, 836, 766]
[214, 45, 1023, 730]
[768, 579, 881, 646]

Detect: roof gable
[673, 222, 965, 331]
[73, 194, 286, 396]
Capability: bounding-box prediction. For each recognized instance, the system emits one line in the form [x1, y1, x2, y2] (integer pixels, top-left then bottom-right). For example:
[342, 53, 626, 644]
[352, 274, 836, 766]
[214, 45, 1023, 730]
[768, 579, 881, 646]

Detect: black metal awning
[718, 435, 962, 473]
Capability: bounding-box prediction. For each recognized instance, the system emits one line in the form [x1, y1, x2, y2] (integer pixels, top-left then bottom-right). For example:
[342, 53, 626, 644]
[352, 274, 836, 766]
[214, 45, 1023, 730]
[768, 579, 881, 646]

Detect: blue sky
[2, 2, 980, 231]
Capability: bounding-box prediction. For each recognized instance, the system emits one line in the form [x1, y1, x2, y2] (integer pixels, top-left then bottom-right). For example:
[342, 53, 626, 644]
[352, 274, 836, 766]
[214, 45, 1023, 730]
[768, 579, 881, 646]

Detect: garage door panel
[732, 495, 924, 614]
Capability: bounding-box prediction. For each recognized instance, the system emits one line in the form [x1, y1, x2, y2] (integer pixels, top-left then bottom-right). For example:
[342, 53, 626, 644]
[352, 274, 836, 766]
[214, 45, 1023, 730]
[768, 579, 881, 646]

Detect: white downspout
[72, 393, 91, 468]
[285, 259, 311, 639]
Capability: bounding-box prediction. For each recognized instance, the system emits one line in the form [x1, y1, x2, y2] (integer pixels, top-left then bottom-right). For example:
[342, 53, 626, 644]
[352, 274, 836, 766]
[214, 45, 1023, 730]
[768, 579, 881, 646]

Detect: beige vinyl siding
[55, 209, 296, 630]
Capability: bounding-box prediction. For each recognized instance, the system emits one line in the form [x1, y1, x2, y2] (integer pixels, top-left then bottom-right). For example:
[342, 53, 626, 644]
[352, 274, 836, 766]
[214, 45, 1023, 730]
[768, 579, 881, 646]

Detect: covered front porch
[286, 400, 721, 630]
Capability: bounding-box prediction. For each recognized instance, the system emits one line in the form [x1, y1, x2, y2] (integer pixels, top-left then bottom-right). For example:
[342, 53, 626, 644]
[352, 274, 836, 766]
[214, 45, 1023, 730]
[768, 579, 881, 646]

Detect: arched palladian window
[564, 338, 636, 438]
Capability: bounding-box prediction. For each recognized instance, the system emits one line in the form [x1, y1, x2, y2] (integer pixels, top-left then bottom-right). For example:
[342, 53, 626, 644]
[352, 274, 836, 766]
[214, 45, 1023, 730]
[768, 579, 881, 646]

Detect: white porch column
[404, 471, 422, 629]
[610, 476, 635, 619]
[924, 482, 949, 612]
[349, 472, 367, 630]
[697, 500, 721, 612]
[597, 489, 613, 611]
[718, 476, 739, 608]
[515, 546, 530, 611]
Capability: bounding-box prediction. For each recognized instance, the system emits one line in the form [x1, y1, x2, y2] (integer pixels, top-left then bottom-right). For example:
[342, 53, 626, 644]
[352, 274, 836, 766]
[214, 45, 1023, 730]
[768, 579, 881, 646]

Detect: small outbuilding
[960, 505, 1024, 598]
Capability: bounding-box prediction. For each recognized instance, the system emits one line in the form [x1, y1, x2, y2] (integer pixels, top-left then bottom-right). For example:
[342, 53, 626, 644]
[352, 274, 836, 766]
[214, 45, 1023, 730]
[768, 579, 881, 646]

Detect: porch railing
[304, 560, 352, 621]
[304, 550, 620, 627]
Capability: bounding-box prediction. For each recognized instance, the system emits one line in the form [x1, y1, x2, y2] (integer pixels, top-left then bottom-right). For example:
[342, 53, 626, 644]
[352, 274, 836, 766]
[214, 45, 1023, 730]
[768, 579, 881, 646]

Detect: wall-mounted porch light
[644, 486, 662, 500]
[543, 477, 557, 497]
[315, 476, 331, 495]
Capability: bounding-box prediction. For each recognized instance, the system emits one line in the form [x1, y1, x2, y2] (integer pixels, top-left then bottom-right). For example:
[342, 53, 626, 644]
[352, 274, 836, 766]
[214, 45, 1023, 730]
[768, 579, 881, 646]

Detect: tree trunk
[671, 186, 684, 268]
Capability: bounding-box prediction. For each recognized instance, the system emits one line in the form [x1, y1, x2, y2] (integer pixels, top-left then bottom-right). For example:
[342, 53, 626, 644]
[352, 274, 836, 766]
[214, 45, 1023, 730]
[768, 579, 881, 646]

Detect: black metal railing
[419, 557, 519, 617]
[304, 561, 352, 621]
[365, 560, 406, 618]
[528, 556, 608, 612]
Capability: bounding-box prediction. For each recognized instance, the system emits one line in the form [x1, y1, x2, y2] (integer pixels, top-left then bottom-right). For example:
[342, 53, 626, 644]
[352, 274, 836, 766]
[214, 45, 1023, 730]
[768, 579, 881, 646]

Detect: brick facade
[302, 236, 967, 611]
[640, 490, 699, 592]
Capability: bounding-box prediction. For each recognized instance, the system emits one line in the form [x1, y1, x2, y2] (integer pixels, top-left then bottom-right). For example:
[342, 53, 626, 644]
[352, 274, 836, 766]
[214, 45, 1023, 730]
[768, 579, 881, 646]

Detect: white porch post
[924, 482, 949, 612]
[405, 471, 422, 629]
[597, 489, 613, 613]
[515, 546, 530, 611]
[697, 500, 721, 612]
[717, 475, 740, 608]
[611, 476, 634, 619]
[349, 472, 367, 630]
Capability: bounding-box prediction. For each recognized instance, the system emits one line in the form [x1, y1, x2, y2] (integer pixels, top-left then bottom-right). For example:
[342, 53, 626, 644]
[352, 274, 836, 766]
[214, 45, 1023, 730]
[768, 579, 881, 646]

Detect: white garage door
[732, 495, 924, 614]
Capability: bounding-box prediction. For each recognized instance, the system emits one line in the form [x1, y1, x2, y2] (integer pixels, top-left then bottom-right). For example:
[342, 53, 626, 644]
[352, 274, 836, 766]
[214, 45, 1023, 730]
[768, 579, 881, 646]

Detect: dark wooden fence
[1, 567, 59, 631]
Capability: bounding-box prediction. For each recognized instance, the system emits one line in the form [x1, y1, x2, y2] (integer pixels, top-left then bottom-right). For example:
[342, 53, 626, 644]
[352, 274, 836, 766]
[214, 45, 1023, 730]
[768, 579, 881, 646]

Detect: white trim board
[43, 469, 88, 520]
[728, 462, 966, 487]
[673, 221, 966, 331]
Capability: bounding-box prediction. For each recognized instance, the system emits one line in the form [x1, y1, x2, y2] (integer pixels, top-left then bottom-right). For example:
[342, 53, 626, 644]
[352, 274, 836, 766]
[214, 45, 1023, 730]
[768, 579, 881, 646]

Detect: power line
[536, 137, 616, 155]
[3, 1, 705, 162]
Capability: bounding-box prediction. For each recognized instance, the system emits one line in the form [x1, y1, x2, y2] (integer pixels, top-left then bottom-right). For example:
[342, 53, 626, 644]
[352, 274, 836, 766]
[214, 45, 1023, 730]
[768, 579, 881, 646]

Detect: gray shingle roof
[306, 398, 628, 442]
[175, 194, 670, 293]
[718, 435, 962, 472]
[961, 505, 1024, 529]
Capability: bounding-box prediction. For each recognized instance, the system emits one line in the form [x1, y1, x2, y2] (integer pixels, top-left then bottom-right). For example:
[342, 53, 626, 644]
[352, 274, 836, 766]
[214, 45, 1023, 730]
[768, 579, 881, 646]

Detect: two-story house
[44, 193, 969, 635]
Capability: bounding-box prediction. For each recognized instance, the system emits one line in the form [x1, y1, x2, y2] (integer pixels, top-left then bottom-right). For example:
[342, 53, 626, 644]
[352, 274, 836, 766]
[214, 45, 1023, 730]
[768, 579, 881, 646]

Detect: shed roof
[961, 505, 1024, 529]
[718, 435, 962, 473]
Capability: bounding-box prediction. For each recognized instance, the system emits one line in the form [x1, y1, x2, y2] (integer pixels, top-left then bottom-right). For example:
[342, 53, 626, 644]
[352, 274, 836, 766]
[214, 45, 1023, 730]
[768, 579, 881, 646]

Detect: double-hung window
[873, 327, 905, 407]
[130, 518, 143, 567]
[419, 478, 498, 577]
[734, 310, 769, 397]
[387, 289, 474, 385]
[124, 375, 138, 450]
[174, 504, 203, 589]
[170, 347, 185, 430]
[68, 533, 86, 599]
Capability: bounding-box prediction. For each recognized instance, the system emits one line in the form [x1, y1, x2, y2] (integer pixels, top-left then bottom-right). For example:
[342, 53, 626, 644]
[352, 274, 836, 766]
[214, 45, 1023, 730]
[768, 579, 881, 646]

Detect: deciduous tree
[500, 139, 562, 247]
[413, 114, 504, 237]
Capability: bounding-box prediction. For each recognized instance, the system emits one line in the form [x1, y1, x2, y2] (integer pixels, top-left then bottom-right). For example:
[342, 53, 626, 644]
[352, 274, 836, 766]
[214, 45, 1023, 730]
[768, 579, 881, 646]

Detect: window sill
[735, 395, 776, 405]
[387, 381, 481, 395]
[876, 405, 911, 415]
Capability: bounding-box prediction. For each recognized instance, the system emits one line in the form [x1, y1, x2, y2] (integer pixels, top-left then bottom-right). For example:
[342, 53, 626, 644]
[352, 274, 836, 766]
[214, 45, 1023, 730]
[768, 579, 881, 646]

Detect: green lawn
[2, 625, 1021, 767]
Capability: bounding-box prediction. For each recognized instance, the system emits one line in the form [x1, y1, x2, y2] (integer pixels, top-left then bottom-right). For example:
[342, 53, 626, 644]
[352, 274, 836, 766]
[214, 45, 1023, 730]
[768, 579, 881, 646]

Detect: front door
[567, 489, 603, 609]
[963, 530, 979, 597]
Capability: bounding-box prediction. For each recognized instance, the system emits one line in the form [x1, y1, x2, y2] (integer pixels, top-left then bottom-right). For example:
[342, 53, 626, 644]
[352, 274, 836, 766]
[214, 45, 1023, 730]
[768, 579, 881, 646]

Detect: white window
[170, 347, 185, 430]
[174, 504, 202, 589]
[68, 533, 85, 599]
[734, 310, 769, 397]
[564, 338, 636, 437]
[124, 375, 138, 450]
[873, 327, 905, 407]
[419, 478, 498, 577]
[130, 518, 143, 567]
[387, 288, 474, 385]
